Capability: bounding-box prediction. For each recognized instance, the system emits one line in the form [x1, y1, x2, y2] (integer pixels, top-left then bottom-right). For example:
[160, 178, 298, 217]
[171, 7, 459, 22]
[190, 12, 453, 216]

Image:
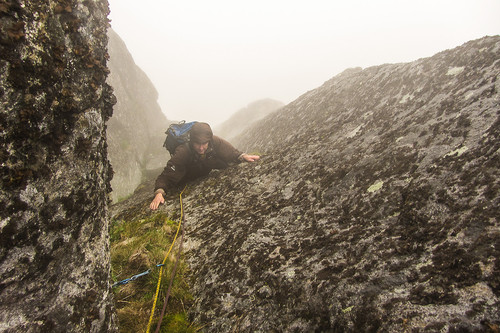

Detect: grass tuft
[110, 211, 198, 332]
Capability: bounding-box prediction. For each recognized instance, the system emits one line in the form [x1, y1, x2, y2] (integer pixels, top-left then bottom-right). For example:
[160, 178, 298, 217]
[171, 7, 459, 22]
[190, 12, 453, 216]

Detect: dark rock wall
[106, 29, 169, 202]
[0, 1, 116, 332]
[182, 36, 500, 332]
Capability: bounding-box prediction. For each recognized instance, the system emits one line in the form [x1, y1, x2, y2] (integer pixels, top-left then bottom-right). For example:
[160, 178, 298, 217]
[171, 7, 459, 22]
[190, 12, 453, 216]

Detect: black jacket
[154, 136, 242, 194]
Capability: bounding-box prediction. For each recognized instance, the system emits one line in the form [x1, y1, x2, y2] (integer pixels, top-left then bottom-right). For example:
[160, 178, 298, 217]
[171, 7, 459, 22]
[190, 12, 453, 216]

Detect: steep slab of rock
[183, 36, 500, 331]
[0, 1, 116, 331]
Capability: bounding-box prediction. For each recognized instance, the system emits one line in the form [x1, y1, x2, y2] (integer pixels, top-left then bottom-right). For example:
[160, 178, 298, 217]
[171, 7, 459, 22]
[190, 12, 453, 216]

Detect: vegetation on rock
[110, 204, 198, 332]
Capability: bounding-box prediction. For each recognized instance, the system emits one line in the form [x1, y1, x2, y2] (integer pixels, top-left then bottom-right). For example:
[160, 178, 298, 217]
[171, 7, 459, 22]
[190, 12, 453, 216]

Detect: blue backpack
[163, 121, 198, 156]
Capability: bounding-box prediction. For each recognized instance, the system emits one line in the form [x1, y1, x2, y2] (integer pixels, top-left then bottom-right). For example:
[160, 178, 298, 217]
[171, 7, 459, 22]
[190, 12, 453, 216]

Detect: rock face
[180, 36, 499, 331]
[106, 28, 169, 202]
[0, 1, 116, 332]
[109, 36, 500, 332]
[214, 98, 284, 142]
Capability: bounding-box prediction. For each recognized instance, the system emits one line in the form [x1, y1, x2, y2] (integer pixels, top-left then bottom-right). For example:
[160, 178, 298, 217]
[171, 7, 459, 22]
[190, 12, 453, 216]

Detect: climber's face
[192, 141, 209, 155]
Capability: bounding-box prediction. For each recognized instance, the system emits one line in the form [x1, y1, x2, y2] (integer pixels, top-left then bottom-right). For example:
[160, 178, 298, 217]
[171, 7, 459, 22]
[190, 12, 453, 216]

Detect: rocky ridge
[185, 36, 500, 331]
[106, 28, 169, 202]
[214, 98, 284, 142]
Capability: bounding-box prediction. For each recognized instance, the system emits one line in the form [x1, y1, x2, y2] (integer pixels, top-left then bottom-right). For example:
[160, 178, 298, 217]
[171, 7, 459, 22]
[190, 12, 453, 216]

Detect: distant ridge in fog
[214, 98, 284, 141]
[106, 29, 169, 202]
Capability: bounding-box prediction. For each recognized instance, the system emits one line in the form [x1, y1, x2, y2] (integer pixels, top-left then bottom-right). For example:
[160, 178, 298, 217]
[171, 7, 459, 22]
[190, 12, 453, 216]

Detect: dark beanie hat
[190, 122, 213, 143]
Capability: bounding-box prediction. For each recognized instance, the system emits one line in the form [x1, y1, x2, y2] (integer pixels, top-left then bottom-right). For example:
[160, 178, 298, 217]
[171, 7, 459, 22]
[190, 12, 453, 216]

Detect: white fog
[107, 0, 500, 126]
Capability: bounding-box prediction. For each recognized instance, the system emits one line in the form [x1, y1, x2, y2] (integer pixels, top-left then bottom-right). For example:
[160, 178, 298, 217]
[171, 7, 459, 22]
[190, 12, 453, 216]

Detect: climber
[150, 122, 260, 210]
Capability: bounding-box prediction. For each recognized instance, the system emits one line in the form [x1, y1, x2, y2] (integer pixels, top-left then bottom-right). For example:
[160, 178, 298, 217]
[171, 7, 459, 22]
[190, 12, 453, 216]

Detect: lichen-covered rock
[180, 36, 499, 332]
[0, 1, 116, 332]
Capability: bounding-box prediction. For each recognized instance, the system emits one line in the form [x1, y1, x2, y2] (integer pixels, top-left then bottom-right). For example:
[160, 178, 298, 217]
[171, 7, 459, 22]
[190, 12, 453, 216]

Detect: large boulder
[0, 1, 116, 331]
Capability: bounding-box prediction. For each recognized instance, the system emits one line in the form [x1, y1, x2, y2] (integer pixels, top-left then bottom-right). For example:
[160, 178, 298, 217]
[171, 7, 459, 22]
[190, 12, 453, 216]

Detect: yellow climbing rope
[145, 186, 186, 333]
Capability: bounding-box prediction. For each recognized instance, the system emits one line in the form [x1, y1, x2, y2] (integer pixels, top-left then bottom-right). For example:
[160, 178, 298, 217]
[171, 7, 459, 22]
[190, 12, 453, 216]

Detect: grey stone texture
[112, 36, 500, 332]
[186, 36, 500, 332]
[0, 1, 116, 332]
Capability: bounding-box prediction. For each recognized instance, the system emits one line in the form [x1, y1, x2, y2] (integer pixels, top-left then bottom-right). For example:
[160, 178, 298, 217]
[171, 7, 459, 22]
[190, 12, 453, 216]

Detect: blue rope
[112, 264, 165, 288]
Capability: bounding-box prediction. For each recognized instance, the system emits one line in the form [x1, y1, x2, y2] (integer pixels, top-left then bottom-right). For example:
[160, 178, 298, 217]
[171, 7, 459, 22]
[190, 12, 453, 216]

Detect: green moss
[159, 313, 196, 333]
[110, 211, 198, 332]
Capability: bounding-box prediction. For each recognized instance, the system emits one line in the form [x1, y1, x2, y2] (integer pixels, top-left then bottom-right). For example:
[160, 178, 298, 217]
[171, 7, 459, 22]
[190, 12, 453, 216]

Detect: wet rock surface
[111, 36, 500, 332]
[183, 37, 499, 332]
[0, 1, 116, 332]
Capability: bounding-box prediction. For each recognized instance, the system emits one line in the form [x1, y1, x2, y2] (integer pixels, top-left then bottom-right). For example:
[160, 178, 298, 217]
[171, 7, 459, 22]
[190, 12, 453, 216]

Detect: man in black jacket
[150, 122, 259, 210]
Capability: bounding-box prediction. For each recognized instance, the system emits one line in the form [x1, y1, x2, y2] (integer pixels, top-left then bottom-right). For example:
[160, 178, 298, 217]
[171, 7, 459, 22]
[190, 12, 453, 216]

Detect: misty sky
[107, 0, 500, 127]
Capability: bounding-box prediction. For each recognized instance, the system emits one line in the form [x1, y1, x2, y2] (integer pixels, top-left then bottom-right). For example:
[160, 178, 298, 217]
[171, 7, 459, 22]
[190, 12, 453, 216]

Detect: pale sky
[107, 0, 500, 126]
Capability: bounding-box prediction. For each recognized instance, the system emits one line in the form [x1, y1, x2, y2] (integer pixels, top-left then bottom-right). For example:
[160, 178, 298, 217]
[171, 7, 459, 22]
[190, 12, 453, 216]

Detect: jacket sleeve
[154, 145, 190, 194]
[212, 136, 243, 163]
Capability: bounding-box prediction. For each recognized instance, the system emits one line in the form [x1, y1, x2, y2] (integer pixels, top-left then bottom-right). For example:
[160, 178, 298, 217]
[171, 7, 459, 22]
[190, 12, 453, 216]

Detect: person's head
[190, 122, 213, 155]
